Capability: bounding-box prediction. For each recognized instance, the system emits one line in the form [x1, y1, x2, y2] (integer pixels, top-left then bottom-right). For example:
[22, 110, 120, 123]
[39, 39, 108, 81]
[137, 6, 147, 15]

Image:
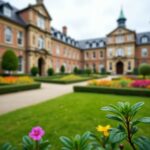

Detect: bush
[47, 68, 54, 76]
[31, 67, 39, 76]
[133, 68, 139, 75]
[101, 68, 106, 75]
[1, 49, 18, 74]
[74, 86, 150, 97]
[139, 63, 150, 79]
[73, 67, 78, 74]
[0, 83, 41, 94]
[60, 65, 65, 74]
[85, 69, 92, 75]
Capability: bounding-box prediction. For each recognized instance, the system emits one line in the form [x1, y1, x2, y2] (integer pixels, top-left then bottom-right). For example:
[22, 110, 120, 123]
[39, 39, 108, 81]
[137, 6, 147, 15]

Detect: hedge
[74, 86, 150, 97]
[0, 83, 41, 94]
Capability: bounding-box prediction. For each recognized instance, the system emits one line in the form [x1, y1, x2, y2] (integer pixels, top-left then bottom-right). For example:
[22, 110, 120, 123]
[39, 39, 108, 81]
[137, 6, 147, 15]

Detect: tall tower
[36, 0, 44, 4]
[117, 8, 127, 28]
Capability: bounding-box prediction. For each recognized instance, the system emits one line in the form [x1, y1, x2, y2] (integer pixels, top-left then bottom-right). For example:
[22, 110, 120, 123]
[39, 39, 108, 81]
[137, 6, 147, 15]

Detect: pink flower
[131, 80, 150, 88]
[29, 126, 45, 141]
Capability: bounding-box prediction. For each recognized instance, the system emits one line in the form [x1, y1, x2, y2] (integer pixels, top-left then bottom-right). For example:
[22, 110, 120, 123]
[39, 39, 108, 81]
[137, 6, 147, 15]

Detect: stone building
[0, 0, 150, 75]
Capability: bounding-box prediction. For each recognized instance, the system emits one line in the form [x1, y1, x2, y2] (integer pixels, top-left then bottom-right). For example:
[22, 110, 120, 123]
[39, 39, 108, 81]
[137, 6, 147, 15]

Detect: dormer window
[99, 41, 104, 47]
[4, 7, 11, 17]
[141, 36, 148, 44]
[37, 16, 45, 30]
[92, 42, 96, 48]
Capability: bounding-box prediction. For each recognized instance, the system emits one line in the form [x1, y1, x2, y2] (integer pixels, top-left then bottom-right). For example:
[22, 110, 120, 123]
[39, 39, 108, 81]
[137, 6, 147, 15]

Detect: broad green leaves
[1, 143, 16, 150]
[60, 131, 93, 150]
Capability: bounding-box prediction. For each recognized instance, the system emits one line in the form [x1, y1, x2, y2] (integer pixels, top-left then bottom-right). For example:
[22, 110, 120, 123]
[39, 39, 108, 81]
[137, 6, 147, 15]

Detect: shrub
[133, 68, 139, 75]
[73, 66, 78, 74]
[31, 67, 39, 76]
[88, 79, 112, 87]
[1, 49, 18, 74]
[139, 63, 150, 79]
[101, 67, 106, 75]
[47, 68, 54, 76]
[85, 68, 92, 75]
[60, 65, 65, 74]
[119, 79, 131, 88]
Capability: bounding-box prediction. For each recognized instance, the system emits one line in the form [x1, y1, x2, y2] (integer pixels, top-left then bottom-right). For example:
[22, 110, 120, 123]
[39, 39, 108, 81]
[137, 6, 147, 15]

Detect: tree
[85, 68, 92, 76]
[73, 66, 78, 74]
[60, 65, 65, 74]
[31, 67, 39, 76]
[139, 63, 150, 79]
[47, 68, 54, 76]
[1, 49, 18, 74]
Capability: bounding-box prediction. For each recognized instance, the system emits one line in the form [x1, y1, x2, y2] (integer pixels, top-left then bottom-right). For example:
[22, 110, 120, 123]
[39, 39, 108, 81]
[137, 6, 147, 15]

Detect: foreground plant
[101, 102, 150, 150]
[60, 131, 93, 150]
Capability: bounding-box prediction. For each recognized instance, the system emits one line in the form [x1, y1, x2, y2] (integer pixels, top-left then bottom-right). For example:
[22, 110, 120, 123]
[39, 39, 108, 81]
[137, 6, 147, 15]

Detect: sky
[8, 0, 150, 40]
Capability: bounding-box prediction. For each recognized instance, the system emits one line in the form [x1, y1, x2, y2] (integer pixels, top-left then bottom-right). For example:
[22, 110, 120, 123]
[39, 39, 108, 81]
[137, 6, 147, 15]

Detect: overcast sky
[8, 0, 150, 40]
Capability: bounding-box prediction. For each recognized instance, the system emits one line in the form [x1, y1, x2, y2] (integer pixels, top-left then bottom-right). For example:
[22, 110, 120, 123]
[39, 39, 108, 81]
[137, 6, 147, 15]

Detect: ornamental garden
[0, 50, 150, 150]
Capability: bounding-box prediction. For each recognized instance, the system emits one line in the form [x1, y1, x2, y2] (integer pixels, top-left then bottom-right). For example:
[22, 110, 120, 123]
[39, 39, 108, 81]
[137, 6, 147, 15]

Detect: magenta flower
[131, 80, 150, 88]
[29, 126, 45, 141]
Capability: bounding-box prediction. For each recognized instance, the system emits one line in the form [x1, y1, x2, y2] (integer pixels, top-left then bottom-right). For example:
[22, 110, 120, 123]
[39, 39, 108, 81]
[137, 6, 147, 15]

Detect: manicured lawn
[0, 93, 150, 149]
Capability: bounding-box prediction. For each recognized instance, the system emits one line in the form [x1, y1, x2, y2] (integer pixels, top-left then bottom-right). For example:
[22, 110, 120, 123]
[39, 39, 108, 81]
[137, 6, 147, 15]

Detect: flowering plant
[131, 80, 150, 88]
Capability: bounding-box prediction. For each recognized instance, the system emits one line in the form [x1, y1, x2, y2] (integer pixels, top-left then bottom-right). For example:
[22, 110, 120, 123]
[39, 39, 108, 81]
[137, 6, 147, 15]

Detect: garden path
[0, 75, 119, 115]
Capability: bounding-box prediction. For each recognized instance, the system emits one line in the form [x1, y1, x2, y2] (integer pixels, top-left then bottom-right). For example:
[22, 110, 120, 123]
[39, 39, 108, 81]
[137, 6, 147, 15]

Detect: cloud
[9, 0, 150, 39]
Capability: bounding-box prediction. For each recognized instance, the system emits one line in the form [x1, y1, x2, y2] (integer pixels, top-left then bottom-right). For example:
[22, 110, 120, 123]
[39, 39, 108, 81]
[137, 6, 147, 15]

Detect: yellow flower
[96, 125, 111, 137]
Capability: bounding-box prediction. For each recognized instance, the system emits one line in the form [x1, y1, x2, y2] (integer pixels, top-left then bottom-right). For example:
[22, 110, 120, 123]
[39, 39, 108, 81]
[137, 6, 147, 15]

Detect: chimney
[36, 0, 44, 4]
[62, 26, 67, 35]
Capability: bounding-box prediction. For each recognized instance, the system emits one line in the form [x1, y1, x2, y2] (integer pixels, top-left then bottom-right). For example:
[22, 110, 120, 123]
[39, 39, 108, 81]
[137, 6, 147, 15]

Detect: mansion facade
[0, 0, 150, 75]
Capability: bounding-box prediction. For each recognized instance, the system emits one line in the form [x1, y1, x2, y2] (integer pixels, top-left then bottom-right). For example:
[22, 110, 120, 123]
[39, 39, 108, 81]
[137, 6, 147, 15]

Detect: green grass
[0, 93, 150, 149]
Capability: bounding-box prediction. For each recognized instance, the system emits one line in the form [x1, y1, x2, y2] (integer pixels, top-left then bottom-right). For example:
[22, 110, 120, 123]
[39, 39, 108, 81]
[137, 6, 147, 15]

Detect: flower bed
[0, 76, 41, 94]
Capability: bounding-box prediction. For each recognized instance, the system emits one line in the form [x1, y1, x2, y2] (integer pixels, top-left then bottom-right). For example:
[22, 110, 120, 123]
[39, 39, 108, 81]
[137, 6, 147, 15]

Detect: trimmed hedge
[35, 78, 93, 84]
[74, 86, 150, 97]
[0, 83, 41, 95]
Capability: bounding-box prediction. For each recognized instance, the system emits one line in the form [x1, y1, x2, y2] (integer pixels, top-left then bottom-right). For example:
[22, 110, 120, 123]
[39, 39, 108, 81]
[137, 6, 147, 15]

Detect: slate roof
[136, 32, 150, 45]
[0, 0, 150, 50]
[0, 0, 26, 26]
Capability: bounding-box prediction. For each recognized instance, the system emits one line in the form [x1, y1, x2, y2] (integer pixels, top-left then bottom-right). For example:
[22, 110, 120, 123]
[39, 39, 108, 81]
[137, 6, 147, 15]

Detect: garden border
[0, 83, 41, 94]
[73, 86, 150, 97]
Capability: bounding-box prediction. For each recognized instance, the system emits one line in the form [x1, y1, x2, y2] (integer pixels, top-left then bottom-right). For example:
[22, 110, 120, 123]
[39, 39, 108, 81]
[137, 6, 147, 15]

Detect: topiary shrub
[1, 49, 18, 75]
[101, 67, 106, 75]
[139, 63, 150, 79]
[31, 67, 39, 76]
[60, 65, 65, 74]
[85, 68, 92, 75]
[47, 68, 54, 76]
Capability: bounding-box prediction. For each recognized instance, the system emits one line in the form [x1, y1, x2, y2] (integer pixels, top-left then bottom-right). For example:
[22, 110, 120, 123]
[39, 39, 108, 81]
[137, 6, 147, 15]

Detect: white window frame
[5, 27, 12, 43]
[56, 46, 60, 55]
[38, 36, 45, 49]
[17, 31, 23, 46]
[141, 48, 148, 57]
[18, 56, 24, 73]
[116, 48, 124, 57]
[127, 47, 132, 56]
[108, 48, 113, 57]
[37, 16, 45, 30]
[116, 36, 124, 43]
[128, 61, 132, 71]
[141, 37, 148, 44]
[4, 7, 11, 17]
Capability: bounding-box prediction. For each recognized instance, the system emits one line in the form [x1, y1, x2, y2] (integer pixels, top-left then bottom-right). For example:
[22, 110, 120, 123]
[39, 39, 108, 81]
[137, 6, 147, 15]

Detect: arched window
[141, 36, 149, 44]
[5, 27, 12, 43]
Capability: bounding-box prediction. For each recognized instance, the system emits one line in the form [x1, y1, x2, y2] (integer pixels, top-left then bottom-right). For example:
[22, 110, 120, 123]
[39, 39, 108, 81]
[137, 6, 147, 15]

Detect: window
[93, 51, 96, 59]
[127, 35, 133, 41]
[4, 7, 11, 17]
[128, 61, 131, 71]
[127, 47, 132, 56]
[56, 46, 60, 55]
[17, 31, 23, 46]
[116, 48, 124, 57]
[100, 51, 103, 58]
[141, 37, 148, 44]
[99, 64, 104, 73]
[5, 27, 12, 43]
[108, 48, 113, 57]
[92, 42, 96, 48]
[18, 56, 23, 72]
[141, 48, 148, 57]
[86, 52, 89, 58]
[37, 16, 45, 29]
[109, 62, 112, 70]
[33, 35, 36, 45]
[116, 36, 124, 43]
[100, 41, 104, 47]
[38, 36, 44, 49]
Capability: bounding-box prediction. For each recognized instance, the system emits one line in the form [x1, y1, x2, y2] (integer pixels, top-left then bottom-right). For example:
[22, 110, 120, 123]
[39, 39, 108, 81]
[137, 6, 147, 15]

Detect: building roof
[118, 8, 126, 20]
[0, 0, 150, 50]
[0, 0, 26, 26]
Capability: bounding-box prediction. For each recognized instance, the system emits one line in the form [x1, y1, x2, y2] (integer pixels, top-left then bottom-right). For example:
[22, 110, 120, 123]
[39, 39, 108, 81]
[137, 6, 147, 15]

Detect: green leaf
[60, 136, 73, 149]
[133, 136, 150, 150]
[109, 128, 127, 143]
[1, 143, 16, 150]
[106, 114, 123, 122]
[39, 140, 51, 150]
[138, 117, 150, 124]
[80, 131, 91, 146]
